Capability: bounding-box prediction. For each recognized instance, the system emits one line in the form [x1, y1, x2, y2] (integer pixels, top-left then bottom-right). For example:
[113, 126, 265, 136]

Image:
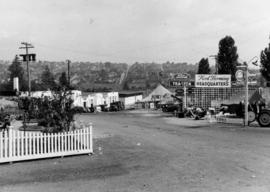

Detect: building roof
[119, 91, 143, 97]
[142, 84, 172, 102]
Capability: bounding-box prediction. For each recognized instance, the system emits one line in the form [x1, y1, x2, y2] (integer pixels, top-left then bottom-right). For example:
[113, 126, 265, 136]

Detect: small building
[71, 90, 83, 107]
[92, 93, 105, 106]
[103, 92, 119, 107]
[119, 92, 143, 109]
[20, 91, 53, 98]
[142, 84, 172, 103]
[81, 92, 95, 108]
[19, 90, 120, 109]
[141, 84, 172, 108]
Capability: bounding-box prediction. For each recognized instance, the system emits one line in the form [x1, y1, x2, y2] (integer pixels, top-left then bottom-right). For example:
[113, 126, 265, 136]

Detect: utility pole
[19, 42, 35, 96]
[237, 57, 258, 126]
[67, 60, 71, 87]
[244, 63, 249, 126]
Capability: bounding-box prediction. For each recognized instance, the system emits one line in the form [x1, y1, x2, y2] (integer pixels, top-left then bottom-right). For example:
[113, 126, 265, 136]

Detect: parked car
[99, 104, 109, 112]
[72, 106, 86, 113]
[161, 103, 180, 113]
[109, 101, 124, 112]
[219, 103, 244, 117]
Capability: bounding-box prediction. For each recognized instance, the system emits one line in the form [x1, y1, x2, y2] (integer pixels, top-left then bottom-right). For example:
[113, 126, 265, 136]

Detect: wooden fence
[0, 125, 93, 163]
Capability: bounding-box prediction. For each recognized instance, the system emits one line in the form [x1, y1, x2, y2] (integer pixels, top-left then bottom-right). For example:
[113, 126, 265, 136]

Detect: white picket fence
[0, 125, 93, 163]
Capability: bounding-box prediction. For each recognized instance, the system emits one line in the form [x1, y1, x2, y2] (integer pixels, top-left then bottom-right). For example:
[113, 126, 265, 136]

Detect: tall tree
[59, 72, 69, 88]
[197, 58, 210, 74]
[260, 42, 270, 83]
[8, 55, 27, 91]
[217, 36, 239, 81]
[41, 65, 56, 90]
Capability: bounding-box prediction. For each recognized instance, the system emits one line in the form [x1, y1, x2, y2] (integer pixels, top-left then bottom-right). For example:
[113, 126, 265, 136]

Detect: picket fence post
[0, 125, 93, 163]
[90, 123, 93, 153]
[8, 128, 12, 159]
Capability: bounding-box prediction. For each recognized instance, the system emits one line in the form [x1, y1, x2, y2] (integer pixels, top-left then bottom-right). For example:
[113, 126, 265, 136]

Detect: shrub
[19, 89, 75, 133]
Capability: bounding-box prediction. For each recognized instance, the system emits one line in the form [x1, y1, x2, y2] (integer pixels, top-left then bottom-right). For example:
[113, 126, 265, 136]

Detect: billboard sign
[174, 73, 190, 79]
[195, 74, 231, 88]
[169, 81, 194, 87]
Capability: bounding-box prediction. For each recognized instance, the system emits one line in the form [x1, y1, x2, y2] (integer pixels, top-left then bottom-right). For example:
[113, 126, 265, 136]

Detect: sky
[0, 0, 270, 65]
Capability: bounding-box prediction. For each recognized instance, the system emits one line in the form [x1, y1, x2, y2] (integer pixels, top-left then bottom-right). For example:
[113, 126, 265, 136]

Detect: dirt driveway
[1, 110, 270, 192]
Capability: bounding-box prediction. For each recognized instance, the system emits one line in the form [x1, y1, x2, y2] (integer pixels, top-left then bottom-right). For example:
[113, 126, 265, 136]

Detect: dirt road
[1, 110, 270, 192]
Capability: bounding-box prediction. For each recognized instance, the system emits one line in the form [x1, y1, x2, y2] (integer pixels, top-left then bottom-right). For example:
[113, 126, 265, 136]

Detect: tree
[197, 58, 210, 74]
[260, 42, 270, 83]
[18, 88, 75, 133]
[217, 36, 239, 81]
[31, 80, 42, 91]
[122, 80, 129, 90]
[41, 65, 56, 90]
[8, 55, 27, 91]
[59, 72, 69, 88]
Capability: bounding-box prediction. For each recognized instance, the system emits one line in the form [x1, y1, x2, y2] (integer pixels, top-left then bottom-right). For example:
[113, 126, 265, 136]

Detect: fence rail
[0, 125, 93, 163]
[187, 87, 258, 110]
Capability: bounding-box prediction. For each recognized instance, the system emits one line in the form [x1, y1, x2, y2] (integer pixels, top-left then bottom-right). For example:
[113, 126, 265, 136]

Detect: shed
[119, 92, 143, 109]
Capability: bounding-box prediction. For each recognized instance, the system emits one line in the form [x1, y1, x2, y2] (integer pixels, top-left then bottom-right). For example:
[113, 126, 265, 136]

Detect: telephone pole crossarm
[19, 42, 35, 96]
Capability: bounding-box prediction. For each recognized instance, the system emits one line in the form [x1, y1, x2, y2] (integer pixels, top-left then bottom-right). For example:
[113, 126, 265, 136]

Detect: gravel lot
[1, 110, 270, 192]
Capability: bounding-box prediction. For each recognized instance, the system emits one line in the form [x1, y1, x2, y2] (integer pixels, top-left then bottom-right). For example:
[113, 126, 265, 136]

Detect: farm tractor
[253, 109, 270, 127]
[220, 102, 270, 127]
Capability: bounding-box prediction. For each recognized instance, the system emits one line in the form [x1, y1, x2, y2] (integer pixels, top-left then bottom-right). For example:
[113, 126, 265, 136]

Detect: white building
[20, 90, 120, 109]
[81, 93, 95, 108]
[92, 93, 104, 106]
[20, 91, 53, 98]
[119, 92, 143, 109]
[71, 90, 83, 107]
[103, 92, 119, 107]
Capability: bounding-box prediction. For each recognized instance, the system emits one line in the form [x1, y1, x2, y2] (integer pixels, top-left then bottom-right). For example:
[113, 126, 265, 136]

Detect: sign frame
[195, 74, 231, 88]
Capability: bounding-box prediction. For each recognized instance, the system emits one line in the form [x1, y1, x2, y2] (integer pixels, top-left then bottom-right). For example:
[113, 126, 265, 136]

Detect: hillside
[124, 62, 199, 90]
[0, 60, 199, 91]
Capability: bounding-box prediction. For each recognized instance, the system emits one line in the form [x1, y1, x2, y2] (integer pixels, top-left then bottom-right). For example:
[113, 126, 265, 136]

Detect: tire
[258, 111, 270, 127]
[248, 111, 256, 123]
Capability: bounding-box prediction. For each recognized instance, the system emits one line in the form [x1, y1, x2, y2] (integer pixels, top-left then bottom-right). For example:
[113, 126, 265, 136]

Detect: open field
[1, 110, 270, 192]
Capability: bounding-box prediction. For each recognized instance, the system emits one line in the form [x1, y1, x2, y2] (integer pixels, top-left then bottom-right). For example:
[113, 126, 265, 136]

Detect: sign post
[236, 65, 248, 126]
[245, 67, 249, 126]
[183, 83, 187, 109]
[169, 73, 192, 109]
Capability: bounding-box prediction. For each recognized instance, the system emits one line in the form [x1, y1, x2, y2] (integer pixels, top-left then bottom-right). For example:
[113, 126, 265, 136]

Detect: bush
[19, 89, 75, 133]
